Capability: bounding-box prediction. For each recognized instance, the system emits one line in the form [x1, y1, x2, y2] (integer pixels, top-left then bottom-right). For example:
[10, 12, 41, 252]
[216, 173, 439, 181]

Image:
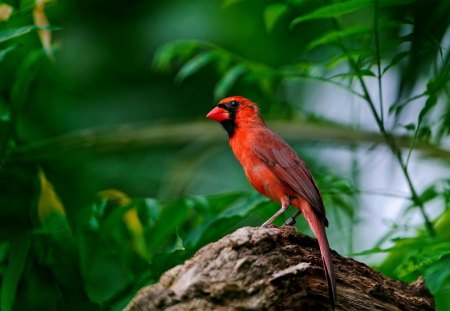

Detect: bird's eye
[230, 101, 238, 108]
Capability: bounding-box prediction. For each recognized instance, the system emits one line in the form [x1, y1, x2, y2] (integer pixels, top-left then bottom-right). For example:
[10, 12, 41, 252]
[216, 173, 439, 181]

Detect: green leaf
[351, 246, 391, 256]
[397, 242, 450, 280]
[1, 235, 31, 311]
[290, 0, 370, 28]
[307, 26, 371, 49]
[403, 123, 415, 131]
[424, 256, 450, 294]
[214, 64, 247, 100]
[37, 168, 70, 236]
[417, 126, 432, 141]
[11, 50, 44, 109]
[435, 207, 450, 239]
[146, 198, 192, 255]
[355, 69, 376, 77]
[169, 231, 185, 253]
[326, 49, 373, 69]
[0, 26, 38, 44]
[418, 94, 437, 125]
[382, 51, 409, 75]
[152, 40, 200, 72]
[184, 193, 267, 249]
[186, 192, 244, 217]
[175, 52, 215, 82]
[330, 69, 375, 79]
[0, 45, 17, 63]
[264, 3, 289, 32]
[139, 198, 161, 227]
[81, 246, 133, 304]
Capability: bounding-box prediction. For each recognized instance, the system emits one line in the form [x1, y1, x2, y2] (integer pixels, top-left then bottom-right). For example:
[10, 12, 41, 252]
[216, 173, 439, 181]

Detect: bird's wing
[253, 129, 327, 224]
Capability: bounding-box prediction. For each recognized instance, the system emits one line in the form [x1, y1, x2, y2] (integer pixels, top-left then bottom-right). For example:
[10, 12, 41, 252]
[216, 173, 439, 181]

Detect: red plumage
[207, 96, 336, 308]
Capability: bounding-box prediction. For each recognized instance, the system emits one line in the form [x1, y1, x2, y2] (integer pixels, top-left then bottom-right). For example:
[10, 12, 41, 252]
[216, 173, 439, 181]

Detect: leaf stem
[374, 0, 384, 125]
[332, 19, 436, 236]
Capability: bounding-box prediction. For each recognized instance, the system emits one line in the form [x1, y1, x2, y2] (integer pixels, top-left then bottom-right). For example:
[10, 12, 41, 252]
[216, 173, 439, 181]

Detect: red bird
[206, 96, 336, 307]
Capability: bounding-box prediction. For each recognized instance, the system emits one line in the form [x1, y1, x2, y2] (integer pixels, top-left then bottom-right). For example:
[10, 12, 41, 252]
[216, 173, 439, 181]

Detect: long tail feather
[297, 204, 336, 308]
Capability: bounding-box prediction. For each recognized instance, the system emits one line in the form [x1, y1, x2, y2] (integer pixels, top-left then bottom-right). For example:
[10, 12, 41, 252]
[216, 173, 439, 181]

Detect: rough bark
[125, 226, 435, 311]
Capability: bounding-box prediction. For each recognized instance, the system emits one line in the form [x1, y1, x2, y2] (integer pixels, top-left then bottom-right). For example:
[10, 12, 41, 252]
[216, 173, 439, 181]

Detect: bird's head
[206, 96, 262, 137]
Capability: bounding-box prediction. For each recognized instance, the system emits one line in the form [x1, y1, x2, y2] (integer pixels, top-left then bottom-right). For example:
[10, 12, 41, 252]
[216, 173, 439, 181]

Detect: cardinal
[206, 96, 336, 307]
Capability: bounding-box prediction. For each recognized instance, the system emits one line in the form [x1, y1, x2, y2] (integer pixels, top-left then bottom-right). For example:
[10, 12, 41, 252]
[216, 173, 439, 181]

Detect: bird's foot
[261, 220, 271, 228]
[282, 217, 296, 227]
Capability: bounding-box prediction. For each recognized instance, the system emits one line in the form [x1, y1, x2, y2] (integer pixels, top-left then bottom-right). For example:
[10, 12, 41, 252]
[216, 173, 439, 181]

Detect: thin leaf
[175, 52, 215, 82]
[1, 236, 31, 311]
[307, 26, 371, 50]
[330, 69, 375, 79]
[290, 0, 370, 28]
[418, 185, 440, 204]
[326, 49, 373, 69]
[11, 50, 44, 109]
[264, 3, 289, 32]
[417, 126, 431, 141]
[0, 45, 17, 63]
[403, 123, 415, 131]
[214, 64, 247, 100]
[355, 69, 376, 77]
[418, 94, 437, 125]
[382, 51, 409, 75]
[0, 25, 38, 43]
[152, 41, 200, 72]
[351, 246, 391, 256]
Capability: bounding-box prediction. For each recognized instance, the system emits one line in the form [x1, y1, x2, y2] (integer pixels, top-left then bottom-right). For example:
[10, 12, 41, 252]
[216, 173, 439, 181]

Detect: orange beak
[206, 106, 229, 122]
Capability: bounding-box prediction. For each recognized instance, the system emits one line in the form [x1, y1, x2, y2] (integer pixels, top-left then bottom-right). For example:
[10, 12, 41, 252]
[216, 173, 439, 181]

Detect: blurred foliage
[0, 0, 449, 310]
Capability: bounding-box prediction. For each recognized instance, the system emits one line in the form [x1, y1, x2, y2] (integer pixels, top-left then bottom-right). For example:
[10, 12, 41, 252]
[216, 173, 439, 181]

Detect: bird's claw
[283, 217, 296, 226]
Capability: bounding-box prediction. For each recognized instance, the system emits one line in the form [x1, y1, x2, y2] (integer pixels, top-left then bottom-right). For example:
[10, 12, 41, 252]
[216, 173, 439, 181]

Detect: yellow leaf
[98, 189, 131, 206]
[37, 168, 66, 225]
[33, 0, 55, 61]
[98, 189, 149, 259]
[0, 4, 13, 22]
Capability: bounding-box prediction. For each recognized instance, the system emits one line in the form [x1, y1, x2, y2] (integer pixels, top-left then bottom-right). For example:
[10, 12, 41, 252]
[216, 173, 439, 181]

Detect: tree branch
[125, 226, 434, 311]
[7, 121, 450, 163]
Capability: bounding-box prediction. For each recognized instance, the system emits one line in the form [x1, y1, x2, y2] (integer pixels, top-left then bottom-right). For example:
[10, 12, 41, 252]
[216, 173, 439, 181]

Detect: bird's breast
[230, 136, 291, 202]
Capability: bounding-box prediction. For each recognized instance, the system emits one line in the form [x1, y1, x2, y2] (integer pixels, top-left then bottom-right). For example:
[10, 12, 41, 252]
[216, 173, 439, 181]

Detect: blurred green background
[0, 0, 449, 310]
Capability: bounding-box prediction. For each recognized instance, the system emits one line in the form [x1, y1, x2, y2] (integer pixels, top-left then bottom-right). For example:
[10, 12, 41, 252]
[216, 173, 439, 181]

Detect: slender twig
[356, 71, 435, 236]
[405, 120, 421, 167]
[331, 19, 436, 236]
[323, 189, 411, 200]
[374, 0, 385, 125]
[391, 92, 428, 113]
